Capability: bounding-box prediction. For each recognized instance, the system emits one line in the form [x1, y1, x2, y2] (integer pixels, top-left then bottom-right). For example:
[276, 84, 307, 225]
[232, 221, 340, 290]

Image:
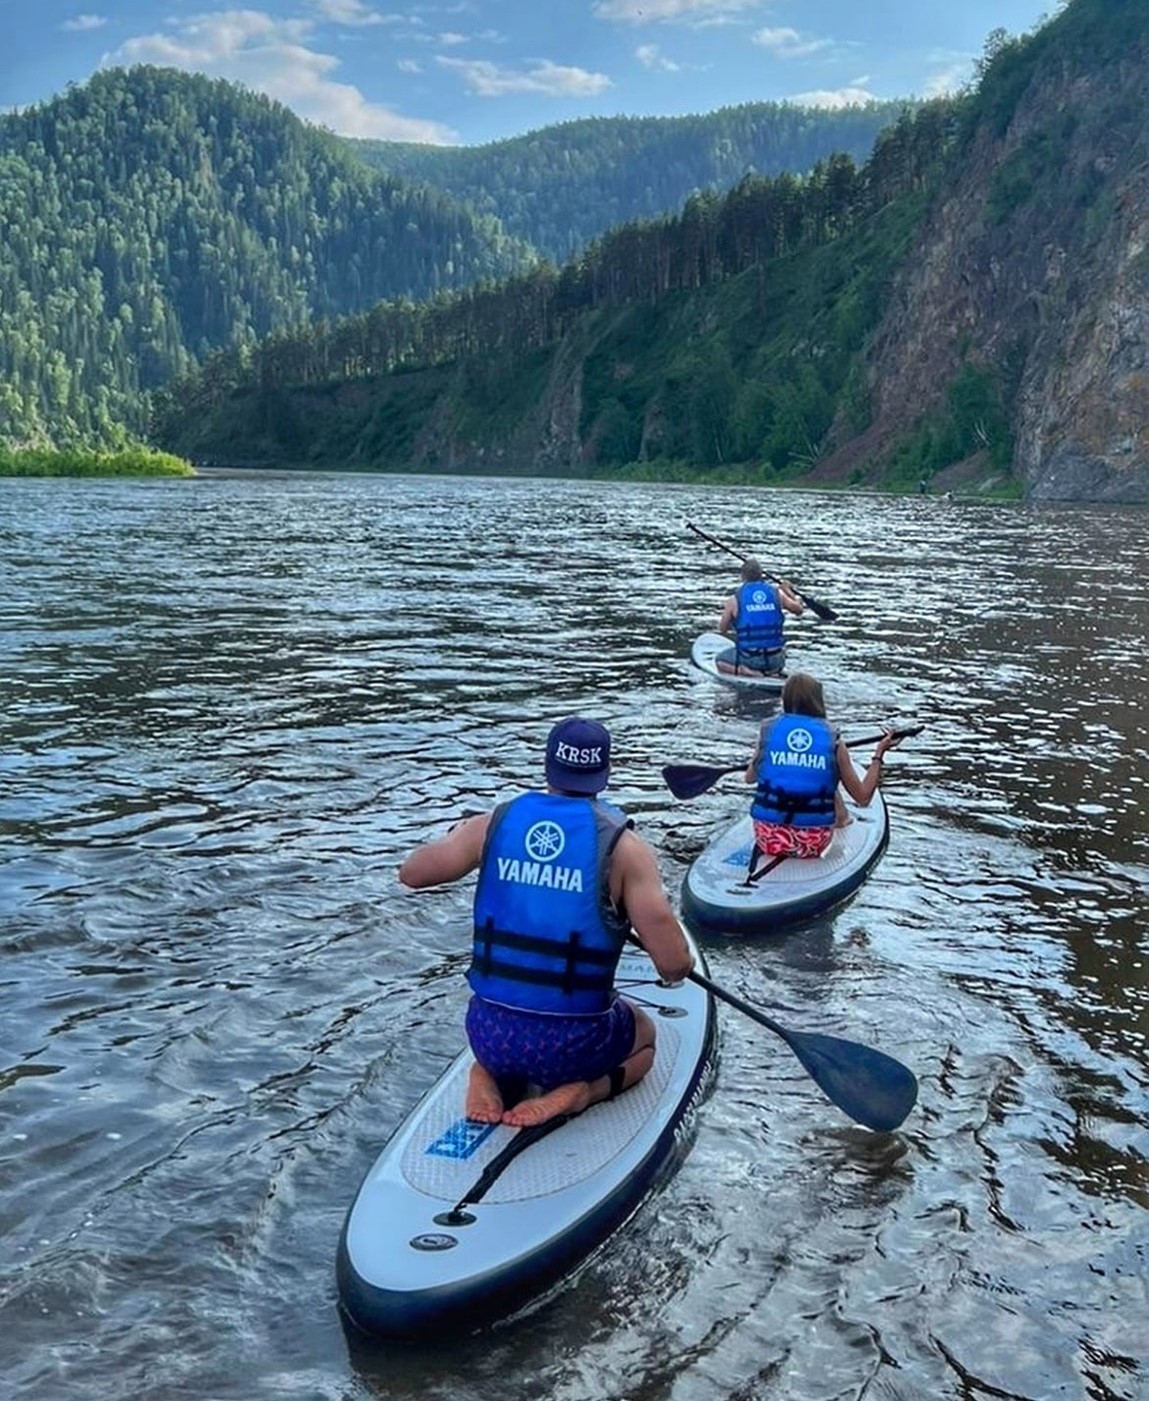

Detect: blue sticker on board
[723, 846, 755, 868]
[426, 1119, 498, 1160]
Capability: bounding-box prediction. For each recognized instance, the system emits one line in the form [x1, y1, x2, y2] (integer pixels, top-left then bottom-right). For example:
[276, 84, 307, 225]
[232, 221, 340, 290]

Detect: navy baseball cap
[545, 717, 612, 795]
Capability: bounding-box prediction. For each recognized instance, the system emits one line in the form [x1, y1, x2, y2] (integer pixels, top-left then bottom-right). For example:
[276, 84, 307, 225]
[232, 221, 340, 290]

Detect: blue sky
[5, 0, 1060, 146]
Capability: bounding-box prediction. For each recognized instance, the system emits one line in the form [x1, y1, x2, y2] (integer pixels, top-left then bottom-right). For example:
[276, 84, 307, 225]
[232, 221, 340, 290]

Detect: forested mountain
[155, 0, 1149, 502]
[349, 103, 905, 264]
[151, 108, 946, 475]
[0, 66, 531, 445]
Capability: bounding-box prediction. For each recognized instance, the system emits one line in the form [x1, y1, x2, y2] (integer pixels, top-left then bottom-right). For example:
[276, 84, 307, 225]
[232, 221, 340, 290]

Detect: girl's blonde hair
[782, 672, 826, 718]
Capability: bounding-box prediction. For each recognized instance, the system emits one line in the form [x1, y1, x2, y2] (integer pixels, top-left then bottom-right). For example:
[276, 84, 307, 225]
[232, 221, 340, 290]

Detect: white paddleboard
[681, 793, 889, 936]
[337, 935, 714, 1338]
[690, 632, 787, 693]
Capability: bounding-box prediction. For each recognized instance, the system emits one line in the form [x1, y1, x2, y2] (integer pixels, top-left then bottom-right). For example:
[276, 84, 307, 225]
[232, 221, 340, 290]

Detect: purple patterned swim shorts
[465, 994, 638, 1091]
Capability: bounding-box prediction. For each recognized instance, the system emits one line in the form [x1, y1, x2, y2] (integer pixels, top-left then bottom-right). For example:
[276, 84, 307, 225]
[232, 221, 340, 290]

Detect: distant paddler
[715, 555, 805, 677]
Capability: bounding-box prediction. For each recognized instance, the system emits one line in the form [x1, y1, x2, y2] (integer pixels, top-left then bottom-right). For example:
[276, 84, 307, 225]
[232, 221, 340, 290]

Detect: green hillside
[155, 0, 1149, 500]
[151, 106, 946, 476]
[349, 102, 906, 263]
[0, 66, 531, 446]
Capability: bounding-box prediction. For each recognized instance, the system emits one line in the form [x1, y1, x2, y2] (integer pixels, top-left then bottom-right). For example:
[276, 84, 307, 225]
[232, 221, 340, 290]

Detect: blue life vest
[735, 580, 784, 656]
[750, 714, 838, 827]
[469, 792, 632, 1015]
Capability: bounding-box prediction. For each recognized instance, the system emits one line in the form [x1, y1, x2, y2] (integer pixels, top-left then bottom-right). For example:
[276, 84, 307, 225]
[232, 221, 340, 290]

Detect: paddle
[663, 725, 924, 800]
[686, 965, 918, 1132]
[687, 520, 838, 622]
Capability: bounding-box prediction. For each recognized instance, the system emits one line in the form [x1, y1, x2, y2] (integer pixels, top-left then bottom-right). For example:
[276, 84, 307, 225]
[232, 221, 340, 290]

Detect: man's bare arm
[613, 831, 694, 982]
[717, 595, 737, 635]
[399, 812, 491, 888]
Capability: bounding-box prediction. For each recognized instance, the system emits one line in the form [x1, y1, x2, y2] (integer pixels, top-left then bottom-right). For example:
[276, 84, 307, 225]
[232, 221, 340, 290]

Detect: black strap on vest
[476, 920, 617, 993]
[754, 778, 835, 822]
[563, 932, 581, 995]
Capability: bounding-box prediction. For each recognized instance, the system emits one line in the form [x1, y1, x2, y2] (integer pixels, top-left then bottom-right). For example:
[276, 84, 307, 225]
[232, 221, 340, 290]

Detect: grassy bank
[190, 452, 1020, 497]
[586, 456, 1022, 497]
[0, 446, 196, 477]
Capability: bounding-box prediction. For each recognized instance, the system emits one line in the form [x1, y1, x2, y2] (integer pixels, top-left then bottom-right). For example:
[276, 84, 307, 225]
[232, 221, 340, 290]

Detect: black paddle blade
[688, 969, 918, 1132]
[774, 1026, 918, 1133]
[662, 762, 742, 800]
[798, 593, 837, 623]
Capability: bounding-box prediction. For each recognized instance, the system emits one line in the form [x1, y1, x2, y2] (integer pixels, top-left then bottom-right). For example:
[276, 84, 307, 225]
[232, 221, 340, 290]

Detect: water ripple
[1, 474, 1147, 1399]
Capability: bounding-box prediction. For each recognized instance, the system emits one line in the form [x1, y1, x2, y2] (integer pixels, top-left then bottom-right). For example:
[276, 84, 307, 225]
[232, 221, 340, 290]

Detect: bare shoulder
[615, 825, 653, 859]
[611, 826, 659, 880]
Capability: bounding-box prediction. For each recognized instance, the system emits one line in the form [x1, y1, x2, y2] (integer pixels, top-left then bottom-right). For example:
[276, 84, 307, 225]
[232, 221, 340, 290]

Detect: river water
[1, 472, 1146, 1401]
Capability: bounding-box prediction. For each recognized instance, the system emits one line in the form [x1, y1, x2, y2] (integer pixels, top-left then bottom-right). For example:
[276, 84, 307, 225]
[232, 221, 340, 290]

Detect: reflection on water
[1, 474, 1147, 1400]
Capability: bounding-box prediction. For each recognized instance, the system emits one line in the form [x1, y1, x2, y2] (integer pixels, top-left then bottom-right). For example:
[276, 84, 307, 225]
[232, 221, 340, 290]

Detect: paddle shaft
[687, 520, 754, 566]
[662, 726, 923, 801]
[687, 521, 837, 621]
[688, 967, 795, 1040]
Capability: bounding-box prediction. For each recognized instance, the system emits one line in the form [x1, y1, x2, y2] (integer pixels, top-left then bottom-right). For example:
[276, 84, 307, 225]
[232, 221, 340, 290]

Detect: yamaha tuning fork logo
[495, 819, 584, 891]
[787, 727, 813, 754]
[524, 820, 565, 862]
[745, 586, 778, 616]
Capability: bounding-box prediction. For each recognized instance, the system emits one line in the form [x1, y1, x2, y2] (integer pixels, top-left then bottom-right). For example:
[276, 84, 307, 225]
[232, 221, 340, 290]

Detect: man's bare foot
[503, 1081, 591, 1127]
[465, 1063, 504, 1123]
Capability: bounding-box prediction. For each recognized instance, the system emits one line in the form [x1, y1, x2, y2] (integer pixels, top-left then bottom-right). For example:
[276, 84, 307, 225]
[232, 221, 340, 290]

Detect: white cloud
[787, 85, 877, 109]
[397, 57, 422, 72]
[105, 9, 456, 141]
[636, 43, 680, 72]
[61, 13, 108, 30]
[594, 0, 764, 22]
[922, 60, 974, 97]
[752, 27, 833, 59]
[310, 0, 386, 25]
[437, 31, 468, 45]
[437, 56, 612, 97]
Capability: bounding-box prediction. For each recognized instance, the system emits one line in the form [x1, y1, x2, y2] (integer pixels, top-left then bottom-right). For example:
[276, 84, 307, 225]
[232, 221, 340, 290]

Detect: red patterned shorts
[753, 820, 835, 858]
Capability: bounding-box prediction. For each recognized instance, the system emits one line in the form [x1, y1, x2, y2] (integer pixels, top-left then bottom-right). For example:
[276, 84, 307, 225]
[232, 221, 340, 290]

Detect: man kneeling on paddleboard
[399, 717, 695, 1129]
[715, 556, 805, 676]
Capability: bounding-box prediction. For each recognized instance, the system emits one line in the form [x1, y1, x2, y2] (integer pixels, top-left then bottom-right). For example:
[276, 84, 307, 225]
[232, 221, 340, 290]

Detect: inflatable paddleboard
[337, 935, 714, 1339]
[681, 793, 889, 936]
[690, 632, 786, 693]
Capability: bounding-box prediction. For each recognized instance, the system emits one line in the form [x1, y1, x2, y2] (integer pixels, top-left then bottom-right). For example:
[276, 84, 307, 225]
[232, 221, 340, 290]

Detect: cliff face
[1018, 153, 1149, 501]
[827, 14, 1149, 502]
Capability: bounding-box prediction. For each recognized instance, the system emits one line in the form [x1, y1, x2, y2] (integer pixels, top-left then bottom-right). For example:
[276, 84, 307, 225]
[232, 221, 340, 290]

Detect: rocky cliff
[820, 2, 1149, 502]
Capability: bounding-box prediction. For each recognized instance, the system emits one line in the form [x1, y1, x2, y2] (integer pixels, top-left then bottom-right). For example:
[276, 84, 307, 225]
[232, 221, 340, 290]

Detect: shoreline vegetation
[192, 454, 1021, 499]
[0, 446, 196, 478]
